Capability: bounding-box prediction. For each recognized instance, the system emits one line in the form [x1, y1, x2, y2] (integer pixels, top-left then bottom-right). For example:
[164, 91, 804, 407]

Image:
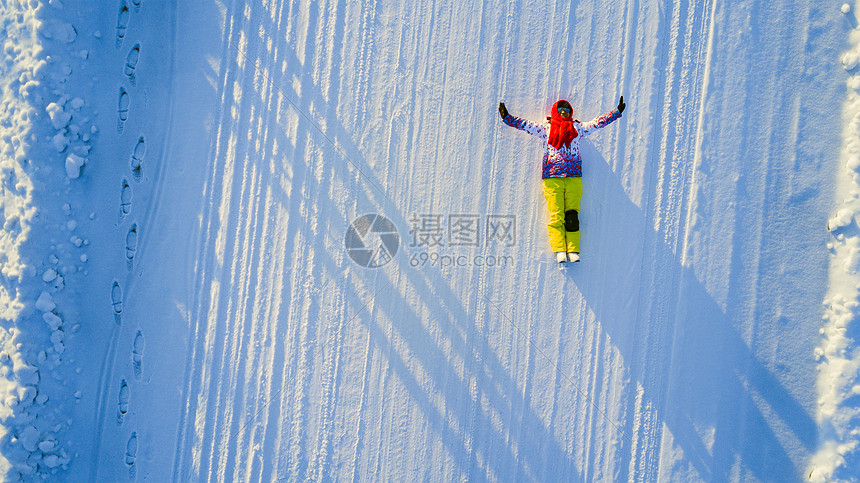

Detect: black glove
[617, 96, 626, 113]
[499, 102, 509, 119]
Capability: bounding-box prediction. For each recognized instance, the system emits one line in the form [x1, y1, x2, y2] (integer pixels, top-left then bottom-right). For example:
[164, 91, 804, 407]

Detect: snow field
[160, 1, 843, 481]
[0, 0, 852, 481]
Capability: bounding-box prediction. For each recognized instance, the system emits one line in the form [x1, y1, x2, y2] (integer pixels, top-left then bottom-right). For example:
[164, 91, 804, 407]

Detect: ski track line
[279, 49, 342, 483]
[268, 8, 316, 481]
[637, 0, 686, 476]
[223, 136, 267, 482]
[609, 0, 640, 477]
[256, 199, 293, 481]
[369, 330, 391, 482]
[465, 281, 484, 481]
[508, 285, 536, 480]
[251, 2, 305, 479]
[309, 293, 347, 482]
[247, 109, 285, 482]
[224, 36, 295, 479]
[272, 1, 371, 477]
[625, 0, 669, 473]
[661, 0, 717, 478]
[657, 0, 724, 479]
[202, 16, 262, 480]
[284, 22, 327, 483]
[627, 0, 714, 479]
[200, 11, 317, 481]
[681, 0, 719, 269]
[580, 4, 637, 481]
[305, 1, 352, 476]
[206, 79, 246, 483]
[172, 2, 242, 479]
[628, 0, 667, 480]
[241, 187, 276, 482]
[214, 10, 290, 481]
[348, 324, 375, 483]
[254, 2, 309, 479]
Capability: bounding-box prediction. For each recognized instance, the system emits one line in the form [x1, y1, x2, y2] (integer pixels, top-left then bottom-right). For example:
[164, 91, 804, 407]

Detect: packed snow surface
[0, 0, 854, 481]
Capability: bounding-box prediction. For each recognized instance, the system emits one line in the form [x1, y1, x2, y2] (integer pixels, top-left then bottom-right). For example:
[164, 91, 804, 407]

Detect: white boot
[556, 252, 568, 263]
[567, 252, 580, 263]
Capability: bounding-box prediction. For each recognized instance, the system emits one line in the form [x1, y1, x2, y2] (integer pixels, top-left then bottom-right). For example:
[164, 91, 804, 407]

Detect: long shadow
[175, 2, 586, 482]
[569, 140, 820, 481]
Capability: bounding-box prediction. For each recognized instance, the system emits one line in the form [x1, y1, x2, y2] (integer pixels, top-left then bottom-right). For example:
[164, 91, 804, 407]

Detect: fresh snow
[0, 0, 854, 481]
[811, 4, 860, 480]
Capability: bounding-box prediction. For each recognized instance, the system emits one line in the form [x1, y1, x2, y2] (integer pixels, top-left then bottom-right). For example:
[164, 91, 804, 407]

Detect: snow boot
[567, 252, 580, 263]
[556, 252, 568, 263]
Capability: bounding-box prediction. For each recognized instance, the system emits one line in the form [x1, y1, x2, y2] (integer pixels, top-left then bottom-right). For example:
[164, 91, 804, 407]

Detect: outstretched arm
[579, 96, 626, 136]
[498, 102, 548, 141]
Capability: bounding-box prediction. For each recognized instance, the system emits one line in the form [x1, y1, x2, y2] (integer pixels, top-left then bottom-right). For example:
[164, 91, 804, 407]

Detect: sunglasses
[557, 106, 572, 115]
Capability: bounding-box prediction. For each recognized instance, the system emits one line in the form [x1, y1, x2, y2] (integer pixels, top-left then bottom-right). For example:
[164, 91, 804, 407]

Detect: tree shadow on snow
[178, 2, 818, 482]
[176, 2, 585, 482]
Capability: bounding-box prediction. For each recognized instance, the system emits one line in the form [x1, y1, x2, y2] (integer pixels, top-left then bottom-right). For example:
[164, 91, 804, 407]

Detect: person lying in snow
[498, 97, 625, 263]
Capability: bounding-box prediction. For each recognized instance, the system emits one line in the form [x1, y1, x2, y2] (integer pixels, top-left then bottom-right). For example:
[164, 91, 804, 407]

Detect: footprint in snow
[120, 178, 132, 218]
[130, 136, 145, 180]
[126, 431, 138, 479]
[132, 330, 144, 380]
[116, 379, 130, 425]
[132, 0, 141, 11]
[118, 87, 129, 133]
[126, 223, 137, 270]
[116, 0, 130, 48]
[125, 44, 140, 86]
[111, 280, 123, 323]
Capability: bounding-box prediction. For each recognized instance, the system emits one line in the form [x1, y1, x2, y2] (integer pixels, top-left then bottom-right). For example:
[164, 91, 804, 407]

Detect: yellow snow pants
[542, 176, 582, 253]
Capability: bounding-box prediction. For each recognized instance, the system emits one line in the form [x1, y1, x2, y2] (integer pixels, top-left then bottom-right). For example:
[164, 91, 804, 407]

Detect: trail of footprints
[113, 1, 147, 478]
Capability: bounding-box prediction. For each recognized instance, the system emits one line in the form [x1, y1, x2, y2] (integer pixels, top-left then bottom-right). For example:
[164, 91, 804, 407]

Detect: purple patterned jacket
[503, 109, 621, 178]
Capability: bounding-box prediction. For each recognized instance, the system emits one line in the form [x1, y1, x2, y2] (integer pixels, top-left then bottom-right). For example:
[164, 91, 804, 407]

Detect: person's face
[557, 105, 572, 118]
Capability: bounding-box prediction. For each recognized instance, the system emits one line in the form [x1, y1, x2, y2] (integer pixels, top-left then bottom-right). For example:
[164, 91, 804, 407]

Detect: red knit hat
[548, 100, 577, 150]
